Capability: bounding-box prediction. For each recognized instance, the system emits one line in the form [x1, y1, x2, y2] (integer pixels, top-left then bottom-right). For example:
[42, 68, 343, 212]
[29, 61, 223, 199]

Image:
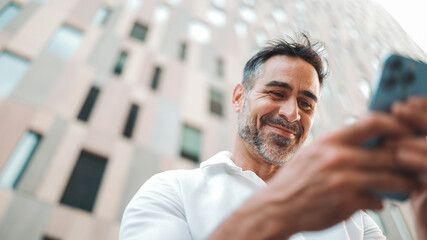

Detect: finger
[408, 96, 427, 109]
[392, 98, 427, 134]
[363, 172, 419, 194]
[328, 170, 420, 197]
[397, 148, 427, 172]
[330, 113, 413, 145]
[397, 137, 427, 153]
[358, 194, 384, 211]
[396, 137, 427, 172]
[327, 145, 400, 171]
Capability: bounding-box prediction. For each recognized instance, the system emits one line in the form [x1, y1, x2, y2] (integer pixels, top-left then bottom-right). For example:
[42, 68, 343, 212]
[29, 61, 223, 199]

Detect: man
[120, 35, 427, 239]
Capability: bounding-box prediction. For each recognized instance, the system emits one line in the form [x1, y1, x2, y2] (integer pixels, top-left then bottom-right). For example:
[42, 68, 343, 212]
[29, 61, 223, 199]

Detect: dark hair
[242, 33, 328, 90]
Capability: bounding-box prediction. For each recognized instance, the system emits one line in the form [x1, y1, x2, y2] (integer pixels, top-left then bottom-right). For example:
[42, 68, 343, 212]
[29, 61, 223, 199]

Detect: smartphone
[366, 53, 427, 201]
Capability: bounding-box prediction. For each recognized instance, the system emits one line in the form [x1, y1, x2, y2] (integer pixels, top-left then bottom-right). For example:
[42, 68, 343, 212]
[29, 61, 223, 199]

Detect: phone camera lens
[384, 76, 397, 89]
[390, 58, 402, 71]
[402, 71, 415, 85]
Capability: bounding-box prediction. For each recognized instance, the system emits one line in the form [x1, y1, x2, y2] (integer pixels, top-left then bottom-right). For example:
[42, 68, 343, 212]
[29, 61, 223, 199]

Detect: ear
[232, 83, 246, 113]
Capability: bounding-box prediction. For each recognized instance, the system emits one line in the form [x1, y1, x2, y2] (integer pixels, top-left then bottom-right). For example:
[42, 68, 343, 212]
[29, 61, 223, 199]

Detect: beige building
[0, 0, 425, 239]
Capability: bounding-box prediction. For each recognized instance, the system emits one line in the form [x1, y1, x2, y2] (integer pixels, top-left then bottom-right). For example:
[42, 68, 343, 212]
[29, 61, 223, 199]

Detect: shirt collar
[200, 151, 242, 171]
[201, 151, 267, 187]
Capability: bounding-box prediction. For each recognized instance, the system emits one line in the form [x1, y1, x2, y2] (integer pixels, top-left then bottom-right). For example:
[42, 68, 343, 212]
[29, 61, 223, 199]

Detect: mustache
[260, 114, 304, 137]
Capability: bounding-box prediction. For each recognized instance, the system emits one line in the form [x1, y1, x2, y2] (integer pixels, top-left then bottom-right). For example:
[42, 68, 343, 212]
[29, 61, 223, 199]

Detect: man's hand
[392, 97, 427, 240]
[209, 112, 420, 240]
[261, 112, 419, 236]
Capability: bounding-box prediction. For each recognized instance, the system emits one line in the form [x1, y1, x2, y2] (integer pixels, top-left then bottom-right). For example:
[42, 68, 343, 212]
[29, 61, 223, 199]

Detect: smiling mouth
[265, 124, 296, 138]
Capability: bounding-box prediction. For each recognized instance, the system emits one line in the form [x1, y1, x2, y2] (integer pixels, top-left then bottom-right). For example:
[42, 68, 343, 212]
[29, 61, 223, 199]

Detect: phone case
[366, 54, 427, 201]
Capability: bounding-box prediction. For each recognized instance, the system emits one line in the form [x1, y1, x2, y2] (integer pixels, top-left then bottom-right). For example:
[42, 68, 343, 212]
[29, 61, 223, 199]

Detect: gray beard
[237, 100, 303, 166]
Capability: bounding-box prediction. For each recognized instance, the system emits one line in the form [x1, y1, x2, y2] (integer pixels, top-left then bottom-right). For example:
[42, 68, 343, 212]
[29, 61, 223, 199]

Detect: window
[216, 58, 224, 78]
[60, 150, 107, 212]
[234, 20, 247, 37]
[0, 3, 21, 30]
[123, 104, 139, 138]
[150, 66, 162, 90]
[46, 25, 83, 60]
[130, 22, 148, 42]
[42, 235, 60, 240]
[153, 4, 170, 23]
[33, 0, 48, 3]
[77, 86, 100, 122]
[295, 1, 307, 12]
[271, 8, 287, 23]
[0, 131, 41, 189]
[212, 0, 226, 8]
[126, 0, 143, 10]
[358, 78, 371, 99]
[167, 0, 181, 5]
[113, 51, 128, 75]
[239, 5, 257, 23]
[207, 7, 226, 27]
[210, 88, 224, 116]
[92, 6, 110, 26]
[188, 21, 211, 44]
[180, 125, 202, 162]
[179, 42, 187, 60]
[0, 51, 30, 97]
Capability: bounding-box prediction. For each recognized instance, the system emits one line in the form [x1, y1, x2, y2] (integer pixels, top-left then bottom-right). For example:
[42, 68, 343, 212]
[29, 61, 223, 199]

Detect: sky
[373, 0, 427, 54]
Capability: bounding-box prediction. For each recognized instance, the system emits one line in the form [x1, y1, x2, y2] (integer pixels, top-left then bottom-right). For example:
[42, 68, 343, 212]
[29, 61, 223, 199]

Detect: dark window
[42, 235, 60, 240]
[130, 22, 148, 41]
[180, 125, 201, 162]
[179, 42, 187, 60]
[113, 51, 128, 75]
[77, 86, 100, 122]
[123, 104, 140, 139]
[216, 58, 224, 78]
[60, 150, 107, 212]
[210, 88, 223, 116]
[151, 66, 162, 90]
[0, 131, 42, 189]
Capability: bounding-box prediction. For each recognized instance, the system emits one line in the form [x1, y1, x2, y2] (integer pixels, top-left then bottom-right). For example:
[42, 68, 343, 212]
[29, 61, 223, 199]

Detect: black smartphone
[366, 54, 427, 201]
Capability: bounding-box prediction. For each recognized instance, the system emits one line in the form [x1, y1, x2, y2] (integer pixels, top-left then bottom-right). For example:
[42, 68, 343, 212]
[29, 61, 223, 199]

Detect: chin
[261, 152, 292, 166]
[253, 133, 297, 165]
[258, 142, 296, 166]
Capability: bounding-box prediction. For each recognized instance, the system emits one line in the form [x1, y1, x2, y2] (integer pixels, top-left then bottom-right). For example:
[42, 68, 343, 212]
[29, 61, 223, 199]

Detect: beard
[237, 99, 304, 166]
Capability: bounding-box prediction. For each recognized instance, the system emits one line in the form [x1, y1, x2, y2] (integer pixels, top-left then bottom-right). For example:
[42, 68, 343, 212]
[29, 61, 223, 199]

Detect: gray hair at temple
[242, 33, 329, 91]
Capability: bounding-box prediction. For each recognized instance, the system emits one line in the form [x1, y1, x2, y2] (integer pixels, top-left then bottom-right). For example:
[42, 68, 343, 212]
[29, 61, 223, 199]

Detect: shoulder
[140, 151, 234, 191]
[124, 169, 201, 218]
[135, 168, 202, 194]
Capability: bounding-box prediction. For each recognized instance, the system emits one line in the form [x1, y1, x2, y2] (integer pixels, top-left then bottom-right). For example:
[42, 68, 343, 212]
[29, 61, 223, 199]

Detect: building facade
[0, 0, 425, 239]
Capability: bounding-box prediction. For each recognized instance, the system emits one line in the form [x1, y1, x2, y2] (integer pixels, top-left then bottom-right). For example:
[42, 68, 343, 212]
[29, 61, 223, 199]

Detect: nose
[278, 98, 301, 122]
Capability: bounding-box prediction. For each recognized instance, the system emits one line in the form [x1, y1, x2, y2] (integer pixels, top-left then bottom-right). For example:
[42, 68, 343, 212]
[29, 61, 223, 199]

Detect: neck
[231, 135, 281, 181]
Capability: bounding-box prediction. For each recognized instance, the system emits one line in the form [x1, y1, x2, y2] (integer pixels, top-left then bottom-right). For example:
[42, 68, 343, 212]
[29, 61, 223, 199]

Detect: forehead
[254, 55, 320, 95]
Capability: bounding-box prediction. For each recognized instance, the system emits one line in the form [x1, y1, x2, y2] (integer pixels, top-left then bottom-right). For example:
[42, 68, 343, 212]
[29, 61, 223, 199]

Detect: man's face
[237, 55, 320, 165]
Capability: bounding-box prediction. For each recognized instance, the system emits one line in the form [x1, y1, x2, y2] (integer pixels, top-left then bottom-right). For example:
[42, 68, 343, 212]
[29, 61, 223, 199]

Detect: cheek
[301, 114, 314, 133]
[252, 100, 278, 124]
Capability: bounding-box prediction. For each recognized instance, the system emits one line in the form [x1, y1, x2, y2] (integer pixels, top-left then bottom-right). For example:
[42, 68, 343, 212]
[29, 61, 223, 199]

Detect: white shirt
[120, 151, 386, 240]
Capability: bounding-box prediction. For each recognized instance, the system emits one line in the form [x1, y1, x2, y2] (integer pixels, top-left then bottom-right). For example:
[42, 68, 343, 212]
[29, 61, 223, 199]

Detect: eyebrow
[265, 80, 318, 102]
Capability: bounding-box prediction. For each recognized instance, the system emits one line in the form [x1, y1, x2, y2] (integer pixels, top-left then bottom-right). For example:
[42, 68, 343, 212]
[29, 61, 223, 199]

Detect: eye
[268, 91, 284, 98]
[298, 100, 313, 111]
